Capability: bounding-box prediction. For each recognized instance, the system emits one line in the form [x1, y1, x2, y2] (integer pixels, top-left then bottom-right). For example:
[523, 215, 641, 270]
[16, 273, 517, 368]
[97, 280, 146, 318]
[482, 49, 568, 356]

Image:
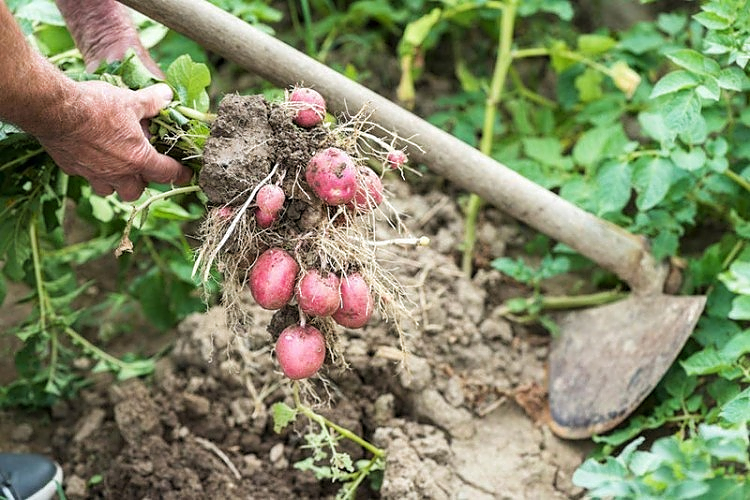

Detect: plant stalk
[292, 383, 385, 458]
[462, 0, 517, 275]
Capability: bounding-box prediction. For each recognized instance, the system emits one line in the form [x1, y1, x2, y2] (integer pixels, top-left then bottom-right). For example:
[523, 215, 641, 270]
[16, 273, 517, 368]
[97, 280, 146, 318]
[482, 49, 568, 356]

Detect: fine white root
[193, 163, 279, 282]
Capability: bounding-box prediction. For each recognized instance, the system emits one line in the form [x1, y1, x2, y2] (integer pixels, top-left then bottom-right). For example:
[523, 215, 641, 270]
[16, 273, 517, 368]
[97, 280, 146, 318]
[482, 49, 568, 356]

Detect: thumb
[136, 83, 174, 119]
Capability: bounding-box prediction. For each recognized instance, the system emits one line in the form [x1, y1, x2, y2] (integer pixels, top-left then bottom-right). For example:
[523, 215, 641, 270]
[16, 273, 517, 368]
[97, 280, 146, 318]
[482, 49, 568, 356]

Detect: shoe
[0, 453, 63, 500]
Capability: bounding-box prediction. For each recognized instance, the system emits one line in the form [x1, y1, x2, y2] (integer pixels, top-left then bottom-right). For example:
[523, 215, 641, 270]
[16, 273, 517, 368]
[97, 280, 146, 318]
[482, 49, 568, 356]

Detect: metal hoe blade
[548, 295, 707, 439]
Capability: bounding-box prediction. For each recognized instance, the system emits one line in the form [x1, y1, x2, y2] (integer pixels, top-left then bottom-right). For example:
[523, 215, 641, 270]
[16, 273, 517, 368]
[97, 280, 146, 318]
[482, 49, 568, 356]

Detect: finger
[135, 83, 174, 119]
[90, 180, 115, 197]
[115, 177, 148, 202]
[139, 146, 194, 185]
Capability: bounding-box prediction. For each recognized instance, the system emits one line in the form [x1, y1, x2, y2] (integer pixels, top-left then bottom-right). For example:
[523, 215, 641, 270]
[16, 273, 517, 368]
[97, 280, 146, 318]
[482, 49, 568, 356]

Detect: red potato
[216, 205, 234, 220]
[333, 272, 374, 328]
[296, 270, 341, 317]
[275, 324, 326, 379]
[256, 184, 286, 215]
[305, 147, 358, 206]
[255, 208, 277, 229]
[249, 248, 299, 309]
[386, 150, 408, 169]
[288, 87, 327, 128]
[348, 167, 384, 213]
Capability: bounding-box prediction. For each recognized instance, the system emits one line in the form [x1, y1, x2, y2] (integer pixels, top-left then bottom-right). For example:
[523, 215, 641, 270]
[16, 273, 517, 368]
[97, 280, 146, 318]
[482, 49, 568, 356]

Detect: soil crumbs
[2, 177, 591, 499]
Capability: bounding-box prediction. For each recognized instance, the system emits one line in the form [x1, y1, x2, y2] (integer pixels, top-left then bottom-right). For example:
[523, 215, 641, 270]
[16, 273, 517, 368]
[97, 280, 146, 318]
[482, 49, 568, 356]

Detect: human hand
[37, 82, 193, 201]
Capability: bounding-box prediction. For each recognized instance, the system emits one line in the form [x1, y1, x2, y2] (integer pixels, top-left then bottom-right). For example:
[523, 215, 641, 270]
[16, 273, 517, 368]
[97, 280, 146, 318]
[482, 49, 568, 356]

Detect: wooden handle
[118, 0, 666, 293]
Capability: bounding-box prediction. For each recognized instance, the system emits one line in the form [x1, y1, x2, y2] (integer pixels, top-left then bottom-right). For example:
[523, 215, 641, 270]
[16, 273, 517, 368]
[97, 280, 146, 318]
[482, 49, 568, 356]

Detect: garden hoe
[118, 0, 707, 439]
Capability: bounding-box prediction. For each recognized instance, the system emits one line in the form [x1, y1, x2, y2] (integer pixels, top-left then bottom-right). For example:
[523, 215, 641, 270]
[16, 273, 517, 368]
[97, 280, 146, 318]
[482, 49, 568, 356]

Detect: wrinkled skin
[0, 1, 192, 201]
[37, 82, 192, 201]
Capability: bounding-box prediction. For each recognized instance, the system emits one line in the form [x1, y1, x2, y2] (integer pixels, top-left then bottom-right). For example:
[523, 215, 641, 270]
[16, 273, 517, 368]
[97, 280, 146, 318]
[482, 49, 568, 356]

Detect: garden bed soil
[1, 175, 591, 499]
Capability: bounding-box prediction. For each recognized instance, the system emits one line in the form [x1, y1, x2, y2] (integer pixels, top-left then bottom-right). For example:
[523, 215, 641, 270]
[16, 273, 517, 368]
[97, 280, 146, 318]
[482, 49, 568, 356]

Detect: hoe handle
[118, 0, 666, 293]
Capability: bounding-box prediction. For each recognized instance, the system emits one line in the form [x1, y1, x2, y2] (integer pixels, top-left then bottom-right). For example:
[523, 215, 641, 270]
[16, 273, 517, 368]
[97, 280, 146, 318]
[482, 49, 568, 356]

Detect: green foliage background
[2, 0, 750, 496]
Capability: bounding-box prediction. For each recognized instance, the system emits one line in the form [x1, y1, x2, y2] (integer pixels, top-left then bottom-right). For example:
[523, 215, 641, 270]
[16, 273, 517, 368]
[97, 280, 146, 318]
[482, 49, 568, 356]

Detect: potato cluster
[227, 88, 407, 380]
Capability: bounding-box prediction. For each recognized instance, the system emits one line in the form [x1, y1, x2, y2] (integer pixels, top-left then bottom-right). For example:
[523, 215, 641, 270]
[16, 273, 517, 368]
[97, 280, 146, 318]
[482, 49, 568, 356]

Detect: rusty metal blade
[548, 295, 707, 439]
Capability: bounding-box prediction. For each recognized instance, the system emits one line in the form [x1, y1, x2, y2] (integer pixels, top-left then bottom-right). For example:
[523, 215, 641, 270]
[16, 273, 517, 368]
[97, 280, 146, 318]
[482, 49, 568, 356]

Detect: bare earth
[1, 176, 592, 499]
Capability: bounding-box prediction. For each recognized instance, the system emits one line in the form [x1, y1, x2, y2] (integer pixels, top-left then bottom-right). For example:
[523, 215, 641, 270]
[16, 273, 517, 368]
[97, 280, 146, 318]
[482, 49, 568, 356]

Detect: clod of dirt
[200, 95, 275, 205]
[111, 379, 163, 445]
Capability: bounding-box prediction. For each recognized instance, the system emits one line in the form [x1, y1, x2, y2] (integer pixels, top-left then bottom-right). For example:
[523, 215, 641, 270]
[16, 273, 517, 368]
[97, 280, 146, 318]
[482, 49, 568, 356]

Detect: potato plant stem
[499, 289, 627, 316]
[723, 169, 750, 194]
[174, 104, 216, 123]
[462, 0, 517, 276]
[117, 185, 201, 256]
[30, 217, 60, 390]
[292, 382, 385, 458]
[0, 147, 45, 172]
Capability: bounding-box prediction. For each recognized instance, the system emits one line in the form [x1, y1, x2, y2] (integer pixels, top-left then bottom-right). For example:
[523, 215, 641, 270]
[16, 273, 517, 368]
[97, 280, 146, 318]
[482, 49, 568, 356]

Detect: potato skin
[288, 87, 326, 128]
[333, 272, 374, 328]
[275, 324, 326, 379]
[256, 184, 286, 214]
[305, 147, 357, 206]
[348, 167, 384, 214]
[296, 270, 341, 317]
[249, 248, 299, 309]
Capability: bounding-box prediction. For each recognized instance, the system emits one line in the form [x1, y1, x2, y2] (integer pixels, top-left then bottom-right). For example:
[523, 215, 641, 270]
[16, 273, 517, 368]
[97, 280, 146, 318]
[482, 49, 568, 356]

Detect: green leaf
[693, 11, 732, 30]
[696, 76, 721, 101]
[720, 330, 750, 360]
[633, 157, 675, 210]
[661, 91, 702, 135]
[595, 161, 632, 216]
[573, 125, 626, 168]
[619, 22, 664, 54]
[719, 261, 750, 295]
[671, 147, 707, 171]
[117, 50, 159, 89]
[657, 12, 688, 35]
[517, 0, 573, 21]
[698, 424, 749, 462]
[717, 67, 747, 91]
[116, 358, 155, 380]
[165, 55, 211, 112]
[88, 195, 115, 223]
[271, 402, 298, 433]
[522, 137, 572, 169]
[400, 8, 441, 50]
[148, 199, 197, 221]
[720, 387, 750, 424]
[666, 49, 721, 76]
[572, 457, 631, 497]
[637, 111, 673, 143]
[13, 0, 65, 26]
[577, 34, 617, 55]
[575, 67, 604, 102]
[681, 347, 731, 376]
[650, 71, 699, 98]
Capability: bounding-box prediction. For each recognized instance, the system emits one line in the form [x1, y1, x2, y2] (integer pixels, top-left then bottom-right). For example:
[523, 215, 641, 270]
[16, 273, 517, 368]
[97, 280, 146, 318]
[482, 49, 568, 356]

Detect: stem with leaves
[272, 382, 385, 499]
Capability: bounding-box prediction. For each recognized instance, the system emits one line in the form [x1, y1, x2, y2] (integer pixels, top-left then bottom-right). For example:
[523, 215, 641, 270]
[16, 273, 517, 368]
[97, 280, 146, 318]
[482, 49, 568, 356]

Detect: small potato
[348, 167, 384, 214]
[275, 324, 326, 379]
[386, 150, 408, 169]
[296, 269, 341, 317]
[249, 248, 299, 309]
[333, 272, 374, 328]
[287, 87, 327, 128]
[256, 184, 286, 215]
[255, 208, 277, 229]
